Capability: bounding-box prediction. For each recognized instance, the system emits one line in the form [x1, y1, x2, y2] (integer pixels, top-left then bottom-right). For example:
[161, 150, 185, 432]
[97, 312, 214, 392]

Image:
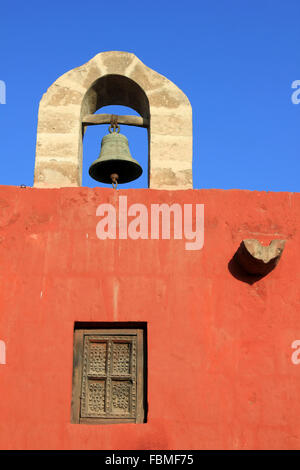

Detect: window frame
[71, 328, 145, 424]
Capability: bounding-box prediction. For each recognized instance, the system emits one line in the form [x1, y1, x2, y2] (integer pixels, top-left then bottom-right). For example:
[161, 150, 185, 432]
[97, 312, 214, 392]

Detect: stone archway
[34, 51, 193, 189]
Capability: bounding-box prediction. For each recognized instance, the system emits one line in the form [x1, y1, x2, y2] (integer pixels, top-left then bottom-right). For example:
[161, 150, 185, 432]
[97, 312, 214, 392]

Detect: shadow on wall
[228, 253, 270, 285]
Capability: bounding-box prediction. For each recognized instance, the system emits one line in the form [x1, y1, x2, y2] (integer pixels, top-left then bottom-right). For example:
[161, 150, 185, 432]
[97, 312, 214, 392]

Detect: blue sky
[0, 0, 299, 191]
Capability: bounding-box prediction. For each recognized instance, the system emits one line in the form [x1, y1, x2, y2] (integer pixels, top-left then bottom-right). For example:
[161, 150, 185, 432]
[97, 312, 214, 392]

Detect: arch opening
[81, 74, 150, 188]
[81, 74, 150, 119]
[82, 104, 148, 188]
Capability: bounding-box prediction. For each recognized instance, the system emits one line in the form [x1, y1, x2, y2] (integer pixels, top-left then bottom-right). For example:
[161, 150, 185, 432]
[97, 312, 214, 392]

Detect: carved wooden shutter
[71, 328, 145, 424]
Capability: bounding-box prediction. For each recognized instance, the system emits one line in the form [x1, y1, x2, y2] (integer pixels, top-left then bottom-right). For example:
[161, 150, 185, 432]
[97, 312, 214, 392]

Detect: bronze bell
[89, 125, 143, 185]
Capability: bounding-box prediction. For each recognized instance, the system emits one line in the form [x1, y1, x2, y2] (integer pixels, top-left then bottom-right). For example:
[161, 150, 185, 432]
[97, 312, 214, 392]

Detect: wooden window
[71, 328, 145, 424]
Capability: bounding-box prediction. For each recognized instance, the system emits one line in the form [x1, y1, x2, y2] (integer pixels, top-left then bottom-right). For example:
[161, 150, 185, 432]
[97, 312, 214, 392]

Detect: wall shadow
[228, 251, 275, 285]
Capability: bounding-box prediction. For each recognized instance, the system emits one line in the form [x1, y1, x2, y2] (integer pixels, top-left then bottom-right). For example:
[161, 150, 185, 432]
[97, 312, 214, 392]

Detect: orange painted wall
[0, 186, 300, 450]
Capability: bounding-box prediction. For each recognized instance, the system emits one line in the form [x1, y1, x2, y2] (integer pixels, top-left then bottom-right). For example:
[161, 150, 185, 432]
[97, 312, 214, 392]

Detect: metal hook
[108, 114, 120, 133]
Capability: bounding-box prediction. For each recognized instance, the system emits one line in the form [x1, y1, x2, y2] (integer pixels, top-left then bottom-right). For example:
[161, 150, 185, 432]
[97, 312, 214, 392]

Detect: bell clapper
[110, 173, 119, 189]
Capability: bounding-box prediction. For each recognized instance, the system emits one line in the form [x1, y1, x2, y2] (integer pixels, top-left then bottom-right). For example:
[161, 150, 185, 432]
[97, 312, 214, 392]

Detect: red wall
[0, 186, 300, 450]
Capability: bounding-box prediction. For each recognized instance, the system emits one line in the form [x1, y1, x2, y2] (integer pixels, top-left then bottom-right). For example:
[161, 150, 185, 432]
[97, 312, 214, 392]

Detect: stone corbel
[235, 239, 286, 276]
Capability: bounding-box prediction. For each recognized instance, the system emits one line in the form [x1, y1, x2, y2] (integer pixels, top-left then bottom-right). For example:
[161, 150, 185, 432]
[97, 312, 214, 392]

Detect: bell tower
[34, 51, 193, 189]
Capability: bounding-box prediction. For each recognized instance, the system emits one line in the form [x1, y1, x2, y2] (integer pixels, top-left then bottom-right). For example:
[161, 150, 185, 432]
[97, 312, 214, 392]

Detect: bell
[89, 129, 143, 185]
